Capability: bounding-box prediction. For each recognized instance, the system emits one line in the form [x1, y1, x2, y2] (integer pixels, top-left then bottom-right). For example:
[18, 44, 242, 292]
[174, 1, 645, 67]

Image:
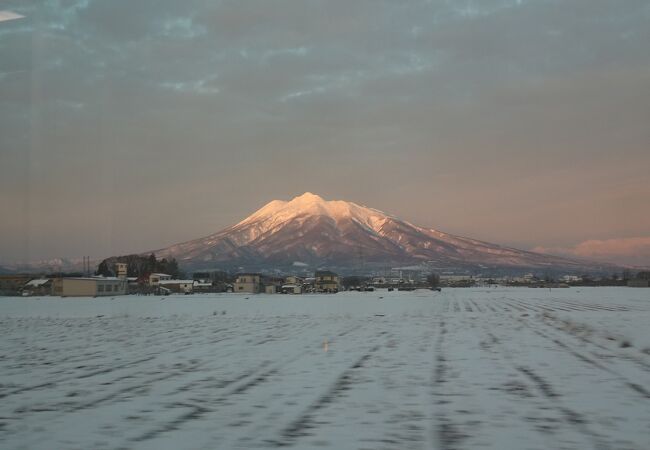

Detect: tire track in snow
[537, 313, 650, 372]
[162, 319, 328, 397]
[468, 299, 483, 313]
[515, 365, 611, 450]
[372, 322, 437, 450]
[131, 349, 313, 443]
[129, 322, 365, 444]
[432, 319, 471, 450]
[0, 355, 157, 400]
[267, 344, 382, 447]
[475, 327, 584, 447]
[519, 314, 650, 384]
[482, 316, 614, 450]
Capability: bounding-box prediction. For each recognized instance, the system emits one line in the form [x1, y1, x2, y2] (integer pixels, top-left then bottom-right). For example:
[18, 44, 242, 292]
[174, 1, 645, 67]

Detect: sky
[1, 0, 649, 267]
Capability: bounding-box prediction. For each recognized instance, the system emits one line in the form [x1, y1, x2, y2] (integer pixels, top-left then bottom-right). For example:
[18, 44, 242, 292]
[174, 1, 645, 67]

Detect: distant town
[1, 254, 648, 297]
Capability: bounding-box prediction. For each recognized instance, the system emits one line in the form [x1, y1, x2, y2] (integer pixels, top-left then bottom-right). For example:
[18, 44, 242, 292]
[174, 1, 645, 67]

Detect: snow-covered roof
[64, 276, 121, 280]
[158, 280, 194, 285]
[24, 279, 50, 287]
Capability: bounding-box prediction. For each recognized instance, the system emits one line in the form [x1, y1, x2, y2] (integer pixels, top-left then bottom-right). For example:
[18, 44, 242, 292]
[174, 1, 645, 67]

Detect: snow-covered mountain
[151, 192, 602, 273]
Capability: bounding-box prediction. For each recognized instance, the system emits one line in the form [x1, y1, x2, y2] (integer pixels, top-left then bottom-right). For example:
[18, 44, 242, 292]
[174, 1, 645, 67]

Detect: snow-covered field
[1, 288, 649, 450]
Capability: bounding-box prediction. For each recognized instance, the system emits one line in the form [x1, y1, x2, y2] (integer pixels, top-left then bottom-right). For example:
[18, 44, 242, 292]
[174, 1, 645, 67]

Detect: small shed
[281, 284, 302, 294]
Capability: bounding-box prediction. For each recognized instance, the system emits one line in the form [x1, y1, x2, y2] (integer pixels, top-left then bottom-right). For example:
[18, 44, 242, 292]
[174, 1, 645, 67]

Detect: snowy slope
[151, 192, 605, 272]
[1, 288, 649, 450]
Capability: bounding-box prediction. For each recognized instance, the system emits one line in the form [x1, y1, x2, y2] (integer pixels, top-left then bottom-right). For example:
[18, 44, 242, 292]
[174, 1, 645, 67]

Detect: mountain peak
[292, 192, 325, 203]
[234, 192, 391, 236]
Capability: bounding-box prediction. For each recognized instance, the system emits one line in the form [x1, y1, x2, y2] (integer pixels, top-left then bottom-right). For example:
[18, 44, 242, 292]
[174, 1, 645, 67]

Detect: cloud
[1, 0, 650, 261]
[262, 47, 309, 62]
[158, 16, 206, 39]
[0, 11, 24, 23]
[158, 76, 220, 95]
[533, 237, 650, 267]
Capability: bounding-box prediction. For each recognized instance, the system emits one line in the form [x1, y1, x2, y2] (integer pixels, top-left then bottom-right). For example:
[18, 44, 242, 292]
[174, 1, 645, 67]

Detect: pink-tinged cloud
[533, 237, 650, 267]
[0, 11, 24, 22]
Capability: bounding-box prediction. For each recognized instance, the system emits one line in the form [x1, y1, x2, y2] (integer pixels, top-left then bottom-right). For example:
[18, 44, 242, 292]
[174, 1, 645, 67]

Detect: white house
[149, 273, 171, 286]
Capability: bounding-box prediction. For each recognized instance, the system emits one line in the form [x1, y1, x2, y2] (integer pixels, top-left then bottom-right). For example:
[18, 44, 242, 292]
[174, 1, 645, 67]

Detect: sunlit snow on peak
[235, 192, 394, 236]
[292, 192, 323, 202]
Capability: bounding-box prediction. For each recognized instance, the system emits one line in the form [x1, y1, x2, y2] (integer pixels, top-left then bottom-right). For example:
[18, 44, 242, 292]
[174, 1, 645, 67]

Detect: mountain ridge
[149, 192, 609, 274]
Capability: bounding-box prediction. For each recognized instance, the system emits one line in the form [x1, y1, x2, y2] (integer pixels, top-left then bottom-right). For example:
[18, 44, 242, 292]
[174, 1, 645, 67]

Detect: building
[126, 277, 140, 294]
[149, 273, 171, 286]
[234, 273, 262, 294]
[628, 271, 650, 288]
[158, 279, 194, 294]
[263, 277, 285, 294]
[561, 275, 582, 283]
[281, 284, 302, 294]
[52, 277, 127, 297]
[285, 276, 304, 285]
[115, 263, 128, 278]
[0, 275, 32, 296]
[22, 279, 52, 296]
[315, 270, 340, 293]
[193, 280, 214, 293]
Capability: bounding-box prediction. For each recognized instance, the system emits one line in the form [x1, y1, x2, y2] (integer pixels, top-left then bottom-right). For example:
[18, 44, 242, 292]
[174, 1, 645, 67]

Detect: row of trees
[96, 254, 181, 279]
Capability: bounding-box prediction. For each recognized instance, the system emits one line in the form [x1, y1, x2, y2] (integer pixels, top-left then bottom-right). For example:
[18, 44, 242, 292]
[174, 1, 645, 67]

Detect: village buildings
[314, 270, 340, 293]
[148, 273, 172, 286]
[6, 260, 648, 297]
[0, 275, 32, 296]
[233, 273, 263, 294]
[22, 279, 53, 296]
[51, 277, 128, 297]
[628, 272, 650, 288]
[158, 279, 195, 294]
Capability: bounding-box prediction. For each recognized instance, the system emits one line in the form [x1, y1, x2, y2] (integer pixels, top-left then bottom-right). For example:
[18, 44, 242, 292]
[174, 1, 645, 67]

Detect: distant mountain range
[0, 258, 89, 275]
[146, 192, 613, 275]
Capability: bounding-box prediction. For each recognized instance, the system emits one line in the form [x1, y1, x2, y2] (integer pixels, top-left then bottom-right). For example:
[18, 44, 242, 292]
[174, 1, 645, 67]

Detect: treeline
[96, 254, 181, 278]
